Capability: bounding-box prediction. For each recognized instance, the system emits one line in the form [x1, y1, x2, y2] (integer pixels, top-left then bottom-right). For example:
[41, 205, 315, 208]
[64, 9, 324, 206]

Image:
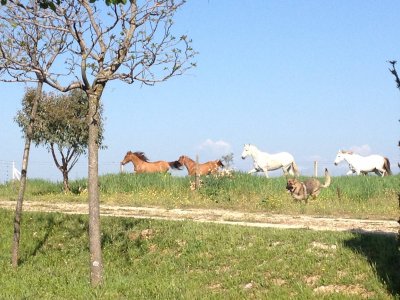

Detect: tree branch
[388, 60, 400, 90]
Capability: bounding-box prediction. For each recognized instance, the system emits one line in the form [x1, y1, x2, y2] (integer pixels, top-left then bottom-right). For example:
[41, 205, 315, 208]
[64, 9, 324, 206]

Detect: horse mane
[133, 151, 149, 162]
[341, 150, 354, 155]
[179, 155, 194, 163]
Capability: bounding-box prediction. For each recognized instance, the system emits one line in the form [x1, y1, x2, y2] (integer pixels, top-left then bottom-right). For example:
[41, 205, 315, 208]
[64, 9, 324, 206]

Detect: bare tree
[1, 0, 196, 286]
[389, 61, 400, 90]
[0, 1, 69, 267]
[388, 60, 400, 253]
[388, 60, 400, 169]
[221, 153, 234, 170]
[1, 0, 128, 9]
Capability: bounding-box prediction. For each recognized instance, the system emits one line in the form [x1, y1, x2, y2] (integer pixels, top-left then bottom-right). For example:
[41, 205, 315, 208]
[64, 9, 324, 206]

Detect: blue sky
[1, 1, 400, 181]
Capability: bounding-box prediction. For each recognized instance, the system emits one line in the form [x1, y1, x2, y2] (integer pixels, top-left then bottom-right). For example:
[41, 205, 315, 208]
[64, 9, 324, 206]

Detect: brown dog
[286, 168, 331, 203]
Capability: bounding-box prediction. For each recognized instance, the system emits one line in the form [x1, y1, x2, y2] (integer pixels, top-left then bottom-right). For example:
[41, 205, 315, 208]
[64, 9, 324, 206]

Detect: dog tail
[320, 168, 331, 188]
[291, 161, 300, 177]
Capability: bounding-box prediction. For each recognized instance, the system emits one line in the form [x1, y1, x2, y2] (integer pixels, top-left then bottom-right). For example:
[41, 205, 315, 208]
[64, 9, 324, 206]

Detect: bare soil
[0, 200, 398, 235]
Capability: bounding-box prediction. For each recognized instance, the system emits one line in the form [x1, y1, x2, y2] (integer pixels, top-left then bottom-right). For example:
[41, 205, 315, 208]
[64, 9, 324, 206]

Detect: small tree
[0, 0, 69, 267]
[15, 89, 105, 192]
[221, 153, 234, 170]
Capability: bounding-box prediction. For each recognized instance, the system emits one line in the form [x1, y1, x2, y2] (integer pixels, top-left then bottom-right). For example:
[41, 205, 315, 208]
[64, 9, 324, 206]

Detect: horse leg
[375, 168, 385, 177]
[282, 166, 289, 176]
[263, 169, 269, 178]
[248, 168, 258, 174]
[346, 170, 353, 176]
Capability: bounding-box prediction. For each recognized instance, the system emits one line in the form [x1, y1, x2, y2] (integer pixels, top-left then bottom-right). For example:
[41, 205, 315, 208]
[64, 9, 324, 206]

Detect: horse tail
[169, 160, 183, 170]
[320, 168, 331, 188]
[291, 161, 300, 177]
[217, 160, 224, 167]
[383, 157, 392, 176]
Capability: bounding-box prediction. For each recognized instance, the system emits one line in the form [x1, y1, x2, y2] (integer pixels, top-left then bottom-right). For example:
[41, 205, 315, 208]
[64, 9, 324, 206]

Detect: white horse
[241, 144, 299, 178]
[333, 150, 391, 177]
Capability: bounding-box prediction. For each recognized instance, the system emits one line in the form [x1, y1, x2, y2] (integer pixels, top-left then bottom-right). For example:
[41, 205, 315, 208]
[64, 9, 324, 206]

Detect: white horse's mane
[340, 150, 354, 155]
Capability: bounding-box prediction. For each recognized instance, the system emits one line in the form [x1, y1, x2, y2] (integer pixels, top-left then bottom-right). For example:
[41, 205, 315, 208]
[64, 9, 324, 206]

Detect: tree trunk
[12, 82, 42, 268]
[62, 167, 70, 193]
[87, 88, 104, 287]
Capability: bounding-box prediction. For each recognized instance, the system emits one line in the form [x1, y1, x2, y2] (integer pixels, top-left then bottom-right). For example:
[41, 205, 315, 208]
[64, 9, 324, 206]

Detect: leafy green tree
[15, 89, 104, 192]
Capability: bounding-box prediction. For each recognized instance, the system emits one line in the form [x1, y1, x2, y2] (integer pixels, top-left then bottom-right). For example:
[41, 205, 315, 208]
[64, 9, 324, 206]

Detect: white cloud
[349, 144, 372, 156]
[196, 139, 232, 158]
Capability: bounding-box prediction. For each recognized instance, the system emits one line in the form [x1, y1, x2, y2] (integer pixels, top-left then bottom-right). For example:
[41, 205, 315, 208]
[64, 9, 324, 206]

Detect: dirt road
[0, 200, 398, 235]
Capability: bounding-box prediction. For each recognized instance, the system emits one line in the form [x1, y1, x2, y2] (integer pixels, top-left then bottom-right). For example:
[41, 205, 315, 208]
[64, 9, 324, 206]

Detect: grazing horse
[241, 144, 299, 178]
[178, 155, 224, 176]
[334, 150, 391, 177]
[121, 151, 182, 174]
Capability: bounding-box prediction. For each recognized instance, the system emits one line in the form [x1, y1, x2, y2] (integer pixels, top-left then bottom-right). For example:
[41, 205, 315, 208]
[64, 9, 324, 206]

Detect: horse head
[121, 151, 133, 165]
[241, 144, 253, 159]
[178, 155, 189, 165]
[334, 150, 350, 165]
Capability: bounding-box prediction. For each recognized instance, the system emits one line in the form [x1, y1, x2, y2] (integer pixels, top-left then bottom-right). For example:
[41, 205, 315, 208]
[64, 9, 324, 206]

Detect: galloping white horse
[241, 144, 299, 178]
[334, 150, 391, 177]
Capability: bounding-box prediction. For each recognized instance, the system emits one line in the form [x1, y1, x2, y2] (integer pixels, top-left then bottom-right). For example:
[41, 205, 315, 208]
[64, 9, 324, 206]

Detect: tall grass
[0, 209, 398, 298]
[0, 172, 398, 219]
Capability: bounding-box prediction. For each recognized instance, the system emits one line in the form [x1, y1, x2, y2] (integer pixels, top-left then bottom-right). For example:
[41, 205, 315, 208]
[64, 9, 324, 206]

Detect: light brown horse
[178, 155, 224, 176]
[121, 151, 182, 174]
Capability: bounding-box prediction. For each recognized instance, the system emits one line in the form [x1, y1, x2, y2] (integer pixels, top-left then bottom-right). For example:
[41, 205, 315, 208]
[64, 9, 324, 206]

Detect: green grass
[0, 209, 399, 299]
[0, 172, 399, 219]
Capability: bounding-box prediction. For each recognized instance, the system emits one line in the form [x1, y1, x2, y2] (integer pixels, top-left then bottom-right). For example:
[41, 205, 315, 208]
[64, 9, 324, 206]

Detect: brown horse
[178, 155, 224, 176]
[121, 151, 182, 174]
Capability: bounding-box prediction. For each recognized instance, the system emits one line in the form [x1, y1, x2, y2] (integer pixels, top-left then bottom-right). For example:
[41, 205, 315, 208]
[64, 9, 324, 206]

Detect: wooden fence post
[314, 161, 318, 177]
[12, 161, 21, 181]
[195, 154, 200, 189]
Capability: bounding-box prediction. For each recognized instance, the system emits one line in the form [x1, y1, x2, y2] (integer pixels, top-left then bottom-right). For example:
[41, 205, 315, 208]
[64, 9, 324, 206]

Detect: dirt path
[0, 200, 398, 235]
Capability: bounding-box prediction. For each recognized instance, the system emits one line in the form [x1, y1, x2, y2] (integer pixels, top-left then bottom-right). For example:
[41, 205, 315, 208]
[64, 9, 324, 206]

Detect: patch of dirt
[0, 200, 398, 235]
[304, 275, 320, 287]
[313, 284, 375, 298]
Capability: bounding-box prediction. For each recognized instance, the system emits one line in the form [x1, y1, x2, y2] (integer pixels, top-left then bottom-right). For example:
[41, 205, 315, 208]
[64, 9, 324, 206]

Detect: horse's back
[270, 152, 295, 164]
[360, 154, 385, 164]
[257, 151, 295, 171]
[354, 154, 386, 171]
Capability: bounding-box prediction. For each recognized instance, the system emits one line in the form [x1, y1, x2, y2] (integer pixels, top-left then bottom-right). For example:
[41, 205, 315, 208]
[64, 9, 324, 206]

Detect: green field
[0, 209, 399, 299]
[0, 173, 399, 298]
[0, 172, 398, 219]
